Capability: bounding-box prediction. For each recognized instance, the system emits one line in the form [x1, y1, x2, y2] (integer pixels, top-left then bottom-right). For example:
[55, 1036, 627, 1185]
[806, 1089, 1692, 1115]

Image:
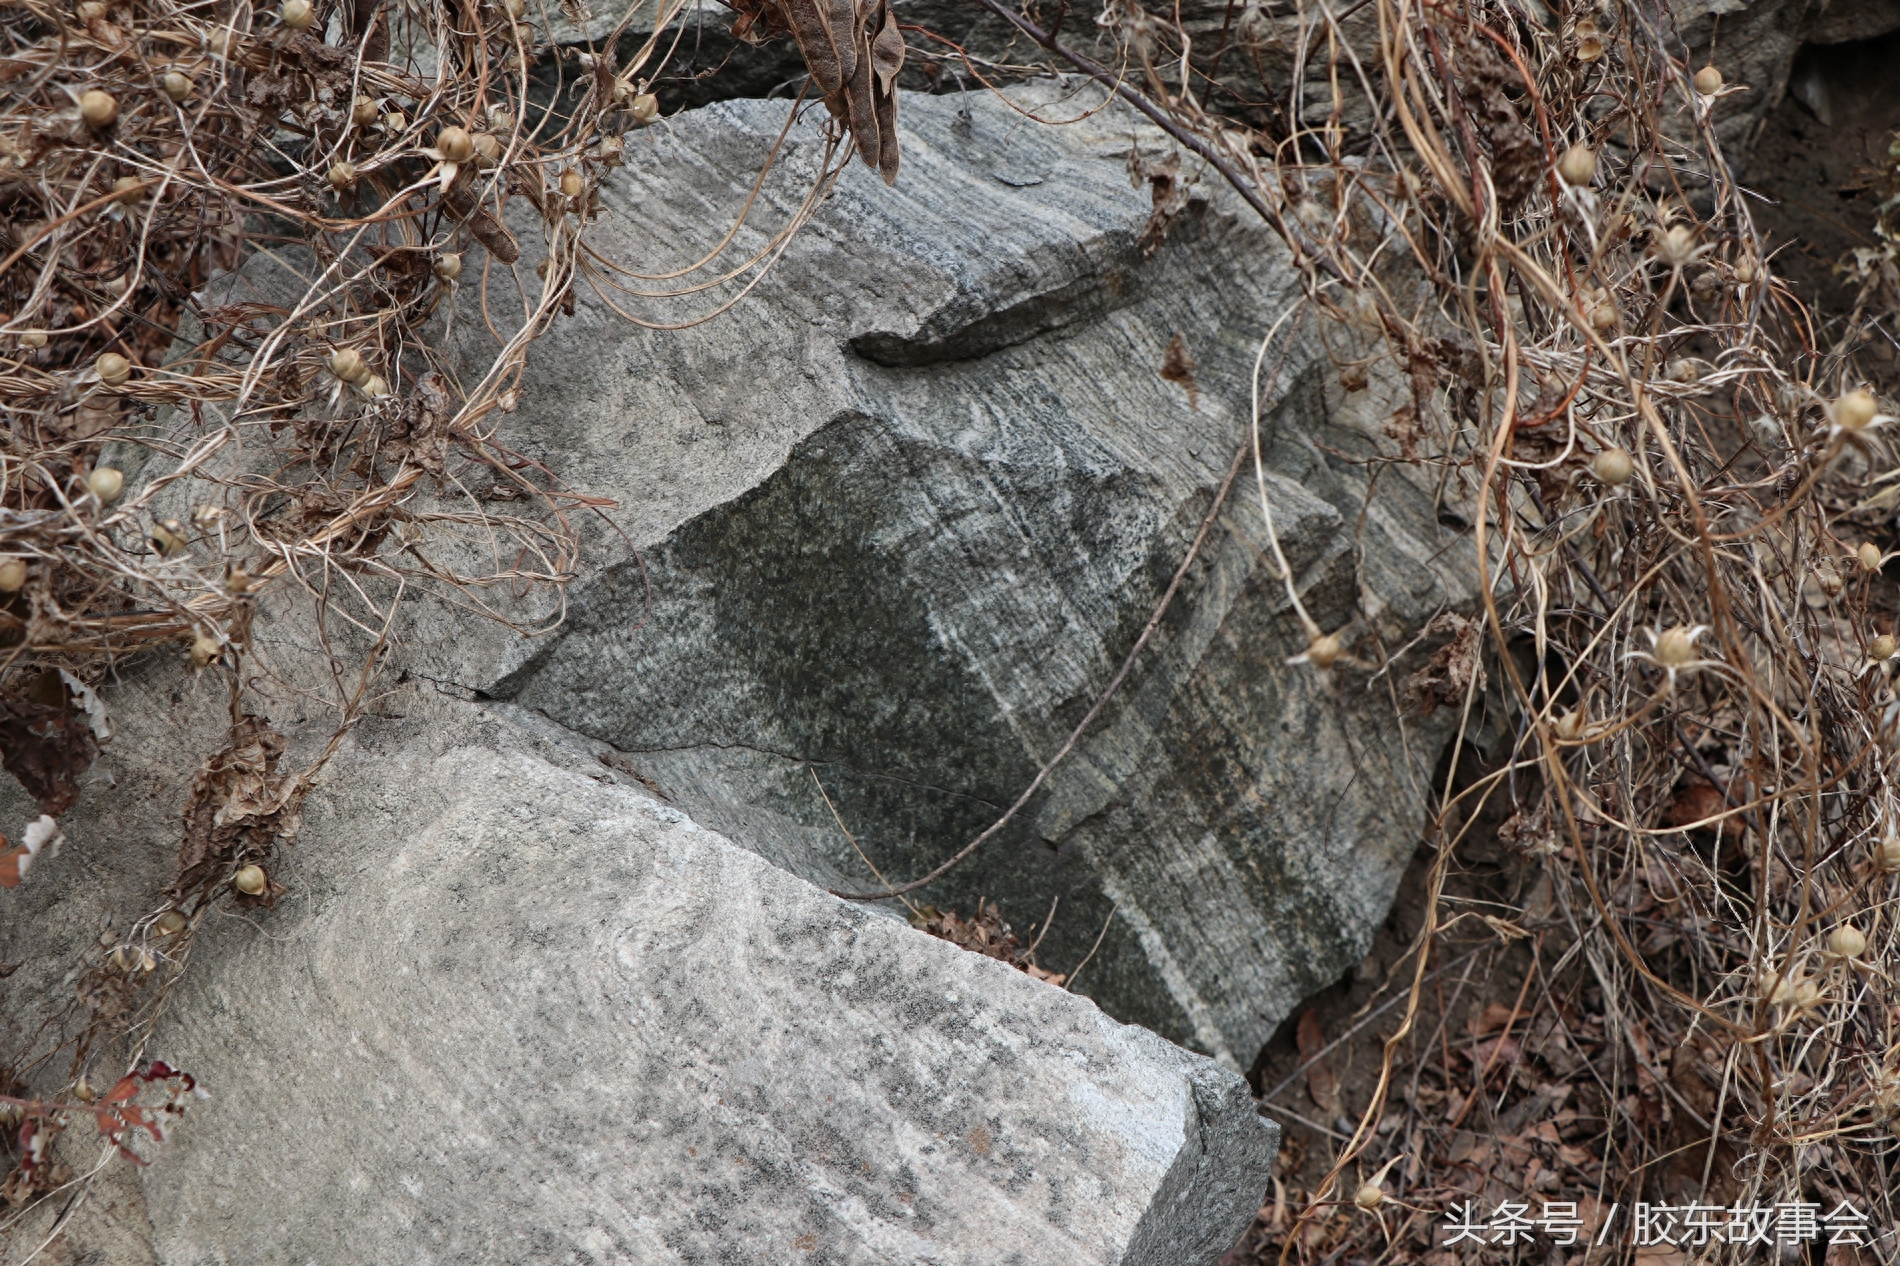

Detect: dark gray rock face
[444, 85, 1474, 1067]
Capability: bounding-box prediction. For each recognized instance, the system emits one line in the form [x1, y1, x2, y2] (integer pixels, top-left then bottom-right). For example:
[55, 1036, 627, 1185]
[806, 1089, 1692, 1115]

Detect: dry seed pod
[1591, 447, 1633, 485]
[162, 71, 193, 101]
[359, 373, 390, 400]
[1732, 258, 1756, 284]
[1794, 978, 1823, 1009]
[1836, 389, 1879, 431]
[74, 1077, 96, 1104]
[1653, 626, 1698, 667]
[154, 910, 188, 936]
[487, 104, 515, 132]
[150, 518, 187, 556]
[234, 865, 268, 895]
[1830, 925, 1868, 958]
[87, 466, 123, 502]
[632, 93, 660, 125]
[1589, 301, 1618, 331]
[327, 161, 357, 190]
[559, 169, 585, 199]
[352, 95, 379, 125]
[329, 347, 368, 383]
[1653, 224, 1699, 267]
[437, 126, 475, 162]
[504, 0, 526, 16]
[79, 89, 118, 129]
[1760, 970, 1797, 1005]
[18, 329, 47, 348]
[471, 132, 500, 162]
[0, 559, 26, 593]
[1861, 543, 1884, 572]
[109, 945, 132, 970]
[1693, 65, 1724, 94]
[189, 632, 221, 668]
[1879, 833, 1900, 872]
[77, 0, 106, 19]
[1557, 144, 1596, 187]
[1554, 709, 1588, 740]
[281, 0, 315, 28]
[434, 252, 463, 281]
[112, 175, 145, 205]
[1873, 633, 1898, 661]
[1815, 565, 1844, 599]
[227, 568, 253, 594]
[1354, 1183, 1384, 1210]
[1576, 33, 1603, 61]
[95, 351, 131, 386]
[1304, 633, 1343, 669]
[1667, 358, 1698, 384]
[383, 111, 407, 134]
[208, 27, 238, 56]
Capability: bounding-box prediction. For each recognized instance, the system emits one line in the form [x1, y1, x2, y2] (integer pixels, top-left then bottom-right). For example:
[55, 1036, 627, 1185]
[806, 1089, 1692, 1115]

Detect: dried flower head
[79, 88, 118, 129]
[1592, 447, 1634, 485]
[1831, 389, 1885, 433]
[1652, 224, 1708, 269]
[1829, 925, 1868, 959]
[1295, 632, 1344, 670]
[1557, 144, 1596, 187]
[86, 467, 124, 503]
[150, 519, 188, 557]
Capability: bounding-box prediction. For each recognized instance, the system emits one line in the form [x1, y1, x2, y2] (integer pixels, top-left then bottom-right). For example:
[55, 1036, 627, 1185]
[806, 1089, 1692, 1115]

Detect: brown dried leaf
[168, 715, 304, 902]
[1160, 332, 1199, 409]
[1385, 403, 1421, 459]
[1403, 612, 1485, 717]
[1130, 150, 1191, 255]
[384, 371, 457, 478]
[0, 669, 101, 816]
[1468, 1002, 1526, 1036]
[1295, 1008, 1338, 1112]
[1661, 779, 1744, 837]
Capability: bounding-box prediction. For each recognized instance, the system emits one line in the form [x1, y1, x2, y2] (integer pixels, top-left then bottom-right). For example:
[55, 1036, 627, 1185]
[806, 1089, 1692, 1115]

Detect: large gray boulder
[0, 675, 1276, 1264]
[143, 724, 1276, 1265]
[419, 85, 1473, 1068]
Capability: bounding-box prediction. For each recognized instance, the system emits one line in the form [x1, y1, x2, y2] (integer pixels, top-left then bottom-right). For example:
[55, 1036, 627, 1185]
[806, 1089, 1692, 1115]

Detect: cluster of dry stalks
[1040, 0, 1900, 1256]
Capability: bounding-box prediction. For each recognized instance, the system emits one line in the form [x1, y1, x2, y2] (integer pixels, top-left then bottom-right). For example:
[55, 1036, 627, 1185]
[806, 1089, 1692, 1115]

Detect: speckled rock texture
[140, 734, 1276, 1265]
